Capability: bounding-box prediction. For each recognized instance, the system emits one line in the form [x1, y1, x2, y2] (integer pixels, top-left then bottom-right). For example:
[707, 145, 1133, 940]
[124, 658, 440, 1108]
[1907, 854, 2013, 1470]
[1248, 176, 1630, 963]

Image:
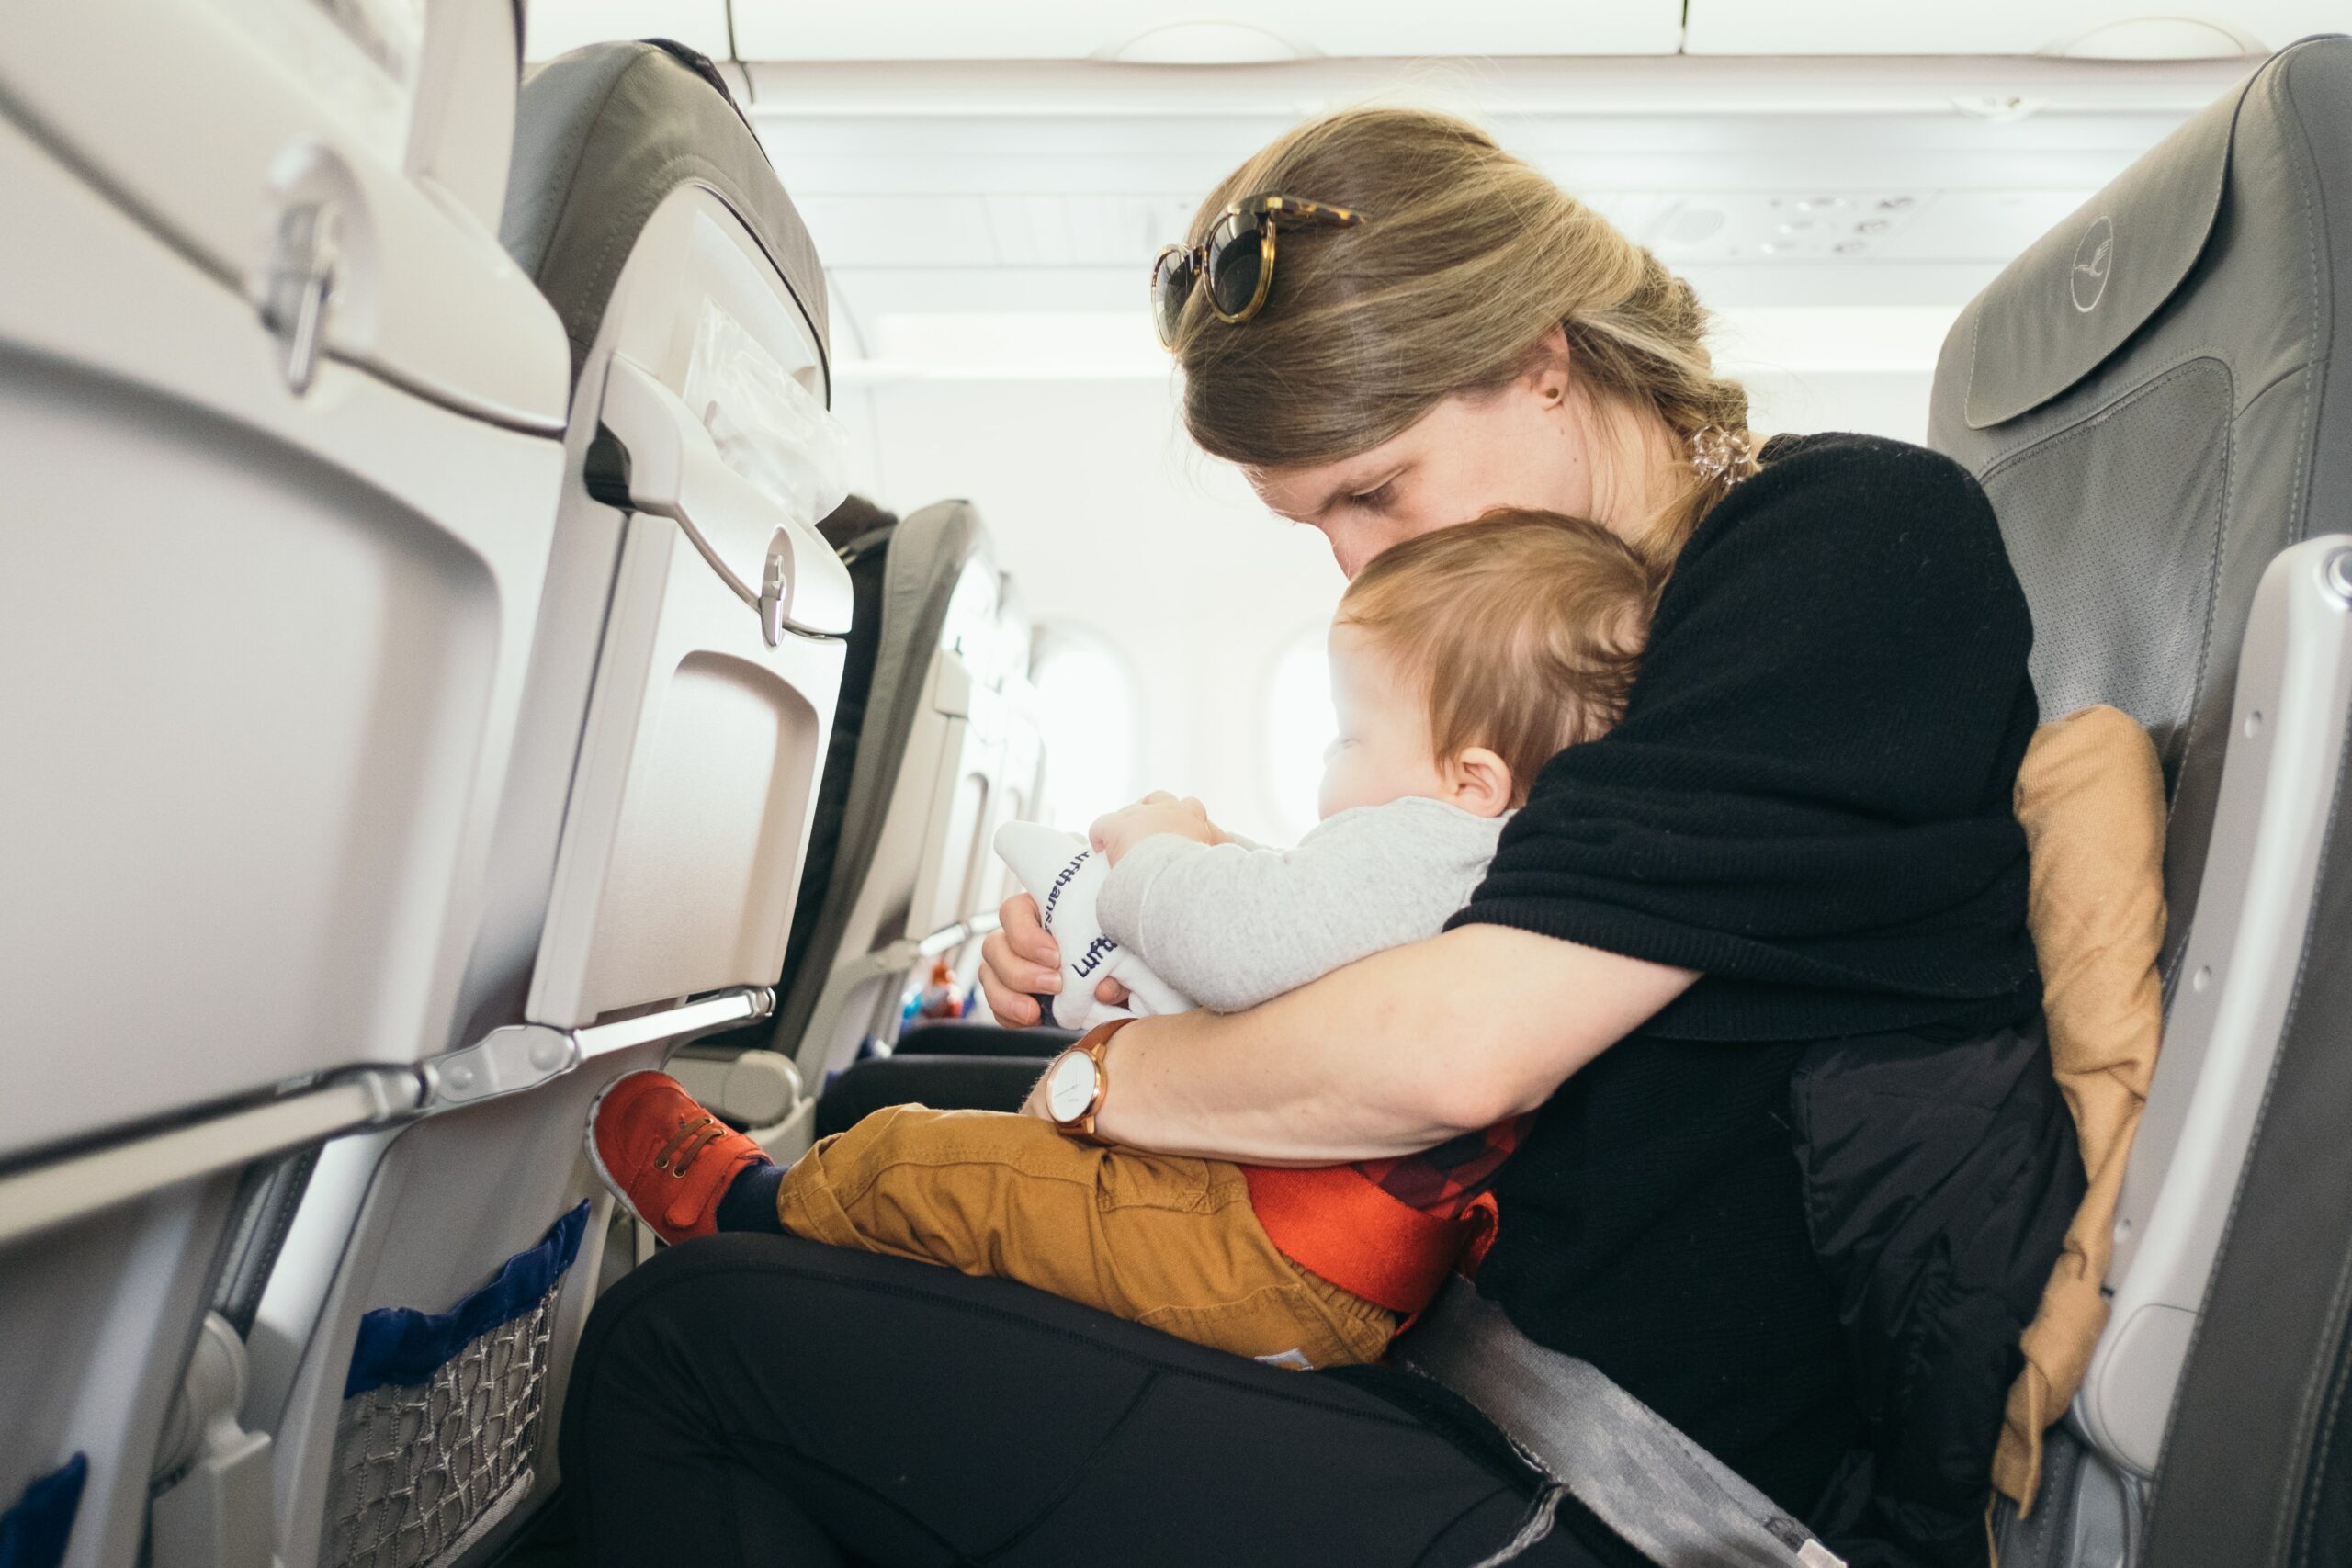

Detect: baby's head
[1319, 508, 1658, 820]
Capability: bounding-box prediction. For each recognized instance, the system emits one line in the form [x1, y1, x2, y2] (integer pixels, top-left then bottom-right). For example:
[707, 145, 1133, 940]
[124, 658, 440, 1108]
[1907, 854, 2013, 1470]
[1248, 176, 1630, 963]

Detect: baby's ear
[1445, 748, 1515, 818]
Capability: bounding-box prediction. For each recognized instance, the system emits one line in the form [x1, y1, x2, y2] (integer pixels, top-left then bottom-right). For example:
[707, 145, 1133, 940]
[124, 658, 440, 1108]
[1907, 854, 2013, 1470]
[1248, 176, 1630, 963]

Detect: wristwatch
[1043, 1019, 1133, 1145]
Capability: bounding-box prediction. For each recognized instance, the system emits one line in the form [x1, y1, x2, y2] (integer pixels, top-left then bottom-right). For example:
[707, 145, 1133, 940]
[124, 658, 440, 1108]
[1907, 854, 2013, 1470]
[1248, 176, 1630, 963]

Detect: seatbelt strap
[1392, 1276, 1846, 1568]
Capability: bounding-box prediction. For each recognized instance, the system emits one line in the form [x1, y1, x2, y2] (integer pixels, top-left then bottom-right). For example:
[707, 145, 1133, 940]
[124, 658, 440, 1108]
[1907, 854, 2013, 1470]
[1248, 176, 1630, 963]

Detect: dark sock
[714, 1159, 787, 1235]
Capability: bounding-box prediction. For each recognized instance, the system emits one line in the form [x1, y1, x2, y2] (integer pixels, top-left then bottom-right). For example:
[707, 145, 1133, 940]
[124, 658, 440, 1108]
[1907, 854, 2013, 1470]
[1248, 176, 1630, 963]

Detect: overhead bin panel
[526, 0, 732, 63]
[731, 1, 1684, 62]
[1685, 2, 2328, 57]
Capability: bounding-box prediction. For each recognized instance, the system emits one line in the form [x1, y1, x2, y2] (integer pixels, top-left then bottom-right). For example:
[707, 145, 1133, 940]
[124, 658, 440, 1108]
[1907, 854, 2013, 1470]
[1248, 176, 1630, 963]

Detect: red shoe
[586, 1071, 768, 1244]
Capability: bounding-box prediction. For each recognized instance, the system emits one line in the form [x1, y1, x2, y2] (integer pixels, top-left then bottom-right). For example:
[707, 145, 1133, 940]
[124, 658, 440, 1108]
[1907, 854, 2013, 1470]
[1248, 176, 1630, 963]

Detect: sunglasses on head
[1150, 193, 1369, 349]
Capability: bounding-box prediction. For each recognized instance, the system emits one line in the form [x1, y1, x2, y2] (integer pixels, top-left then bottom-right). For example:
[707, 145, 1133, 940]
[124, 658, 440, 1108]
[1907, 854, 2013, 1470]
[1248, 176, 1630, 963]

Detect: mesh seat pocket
[323, 1202, 590, 1568]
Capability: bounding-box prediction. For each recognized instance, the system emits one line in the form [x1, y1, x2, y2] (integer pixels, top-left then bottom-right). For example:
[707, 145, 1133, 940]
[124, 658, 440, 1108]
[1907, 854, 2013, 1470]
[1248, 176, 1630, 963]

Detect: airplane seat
[765, 571, 1058, 1145]
[669, 492, 894, 1132]
[980, 580, 1049, 961]
[238, 40, 857, 1568]
[1926, 35, 2352, 1565]
[764, 494, 901, 1022]
[0, 1, 571, 1562]
[683, 499, 1037, 1161]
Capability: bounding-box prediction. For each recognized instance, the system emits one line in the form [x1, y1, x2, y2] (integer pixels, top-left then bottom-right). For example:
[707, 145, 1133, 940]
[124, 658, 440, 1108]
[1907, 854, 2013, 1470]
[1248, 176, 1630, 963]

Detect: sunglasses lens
[1204, 214, 1265, 320]
[1150, 249, 1193, 346]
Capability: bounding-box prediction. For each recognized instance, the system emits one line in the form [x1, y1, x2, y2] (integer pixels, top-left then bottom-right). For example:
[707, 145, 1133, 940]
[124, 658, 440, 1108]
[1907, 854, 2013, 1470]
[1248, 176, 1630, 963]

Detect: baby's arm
[1095, 799, 1502, 1014]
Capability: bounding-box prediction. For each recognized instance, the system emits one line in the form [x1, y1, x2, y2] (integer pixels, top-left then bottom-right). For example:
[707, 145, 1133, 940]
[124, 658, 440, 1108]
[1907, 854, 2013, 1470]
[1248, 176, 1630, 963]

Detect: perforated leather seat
[1929, 34, 2352, 1564]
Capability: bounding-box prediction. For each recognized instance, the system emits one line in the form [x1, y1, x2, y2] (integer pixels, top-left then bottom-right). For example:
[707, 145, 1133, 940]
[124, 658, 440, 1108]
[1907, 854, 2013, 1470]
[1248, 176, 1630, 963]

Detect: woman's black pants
[560, 1229, 1630, 1566]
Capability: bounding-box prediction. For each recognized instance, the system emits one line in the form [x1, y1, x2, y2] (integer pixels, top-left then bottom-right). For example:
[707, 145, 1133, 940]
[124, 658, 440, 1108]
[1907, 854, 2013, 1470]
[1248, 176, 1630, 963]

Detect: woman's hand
[978, 892, 1131, 1025]
[1091, 792, 1227, 865]
[980, 790, 1221, 1024]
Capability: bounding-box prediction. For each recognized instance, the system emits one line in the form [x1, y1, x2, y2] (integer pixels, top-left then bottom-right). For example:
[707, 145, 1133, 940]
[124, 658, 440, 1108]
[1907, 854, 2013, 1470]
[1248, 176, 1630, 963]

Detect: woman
[561, 108, 2065, 1567]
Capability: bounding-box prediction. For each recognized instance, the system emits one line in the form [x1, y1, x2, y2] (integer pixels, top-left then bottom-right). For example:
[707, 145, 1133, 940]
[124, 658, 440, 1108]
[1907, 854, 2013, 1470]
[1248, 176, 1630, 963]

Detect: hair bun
[1690, 425, 1756, 487]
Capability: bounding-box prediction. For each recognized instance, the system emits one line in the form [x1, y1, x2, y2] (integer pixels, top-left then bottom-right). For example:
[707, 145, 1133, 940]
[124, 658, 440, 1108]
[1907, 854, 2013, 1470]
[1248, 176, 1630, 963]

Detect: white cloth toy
[992, 821, 1193, 1032]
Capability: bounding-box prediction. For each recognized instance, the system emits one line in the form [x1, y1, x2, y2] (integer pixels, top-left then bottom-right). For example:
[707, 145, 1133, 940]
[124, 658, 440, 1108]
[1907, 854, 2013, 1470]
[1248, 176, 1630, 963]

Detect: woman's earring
[1690, 425, 1755, 486]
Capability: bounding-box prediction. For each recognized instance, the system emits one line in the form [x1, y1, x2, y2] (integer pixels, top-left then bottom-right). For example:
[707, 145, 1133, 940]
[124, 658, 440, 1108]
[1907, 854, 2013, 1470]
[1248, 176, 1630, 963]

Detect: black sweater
[1453, 433, 2043, 1521]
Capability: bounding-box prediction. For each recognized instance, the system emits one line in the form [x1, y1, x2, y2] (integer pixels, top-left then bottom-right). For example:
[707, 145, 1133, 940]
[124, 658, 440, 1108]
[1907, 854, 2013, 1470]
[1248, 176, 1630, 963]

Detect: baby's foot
[586, 1071, 770, 1244]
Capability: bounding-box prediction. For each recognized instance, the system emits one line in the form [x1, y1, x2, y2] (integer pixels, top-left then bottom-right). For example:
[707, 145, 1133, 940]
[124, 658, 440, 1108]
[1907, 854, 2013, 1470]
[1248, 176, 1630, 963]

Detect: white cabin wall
[844, 376, 1347, 845]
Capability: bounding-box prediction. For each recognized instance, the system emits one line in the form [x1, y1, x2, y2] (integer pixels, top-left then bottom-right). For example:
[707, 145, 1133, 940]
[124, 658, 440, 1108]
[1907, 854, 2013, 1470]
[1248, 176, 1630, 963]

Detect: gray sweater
[1093, 796, 1509, 1014]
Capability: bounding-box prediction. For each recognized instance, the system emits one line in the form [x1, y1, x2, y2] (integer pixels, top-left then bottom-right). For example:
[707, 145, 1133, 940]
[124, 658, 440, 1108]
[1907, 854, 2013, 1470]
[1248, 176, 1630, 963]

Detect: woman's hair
[1171, 107, 1752, 564]
[1337, 509, 1660, 802]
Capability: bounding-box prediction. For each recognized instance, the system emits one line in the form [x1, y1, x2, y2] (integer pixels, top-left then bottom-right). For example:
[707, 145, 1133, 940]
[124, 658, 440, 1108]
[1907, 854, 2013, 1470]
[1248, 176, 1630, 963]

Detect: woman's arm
[1025, 923, 1695, 1163]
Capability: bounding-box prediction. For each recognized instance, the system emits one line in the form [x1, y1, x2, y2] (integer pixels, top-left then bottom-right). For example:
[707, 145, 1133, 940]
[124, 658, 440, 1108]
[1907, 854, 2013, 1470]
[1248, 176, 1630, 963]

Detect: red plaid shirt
[1351, 1113, 1532, 1219]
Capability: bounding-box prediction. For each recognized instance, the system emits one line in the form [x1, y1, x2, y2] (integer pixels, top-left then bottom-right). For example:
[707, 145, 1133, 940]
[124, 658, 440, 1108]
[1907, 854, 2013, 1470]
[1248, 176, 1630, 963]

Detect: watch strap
[1057, 1017, 1134, 1144]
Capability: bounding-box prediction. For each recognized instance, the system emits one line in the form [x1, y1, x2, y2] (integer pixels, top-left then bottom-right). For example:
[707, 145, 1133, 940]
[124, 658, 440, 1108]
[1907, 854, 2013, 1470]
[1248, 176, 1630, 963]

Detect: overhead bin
[1685, 1, 2333, 58]
[730, 0, 1685, 63]
[526, 0, 732, 63]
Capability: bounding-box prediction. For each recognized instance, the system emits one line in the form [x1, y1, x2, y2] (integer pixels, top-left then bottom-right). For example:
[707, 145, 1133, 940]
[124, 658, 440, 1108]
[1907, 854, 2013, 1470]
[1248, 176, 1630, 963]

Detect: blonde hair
[1171, 107, 1754, 565]
[1338, 509, 1660, 802]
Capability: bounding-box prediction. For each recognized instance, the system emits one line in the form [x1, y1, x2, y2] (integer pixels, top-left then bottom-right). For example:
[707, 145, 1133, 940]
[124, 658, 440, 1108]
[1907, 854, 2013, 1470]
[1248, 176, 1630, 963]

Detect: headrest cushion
[1960, 79, 2239, 430]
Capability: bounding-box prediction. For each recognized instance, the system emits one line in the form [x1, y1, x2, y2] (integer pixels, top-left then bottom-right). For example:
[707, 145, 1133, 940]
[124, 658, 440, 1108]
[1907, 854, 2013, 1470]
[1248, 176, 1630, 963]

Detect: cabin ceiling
[525, 3, 2339, 66]
[518, 5, 2323, 378]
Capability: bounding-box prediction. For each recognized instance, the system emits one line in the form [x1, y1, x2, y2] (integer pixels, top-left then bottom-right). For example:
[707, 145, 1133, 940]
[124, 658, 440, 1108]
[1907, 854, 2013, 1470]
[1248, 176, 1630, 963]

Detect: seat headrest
[501, 39, 830, 397]
[1959, 77, 2239, 430]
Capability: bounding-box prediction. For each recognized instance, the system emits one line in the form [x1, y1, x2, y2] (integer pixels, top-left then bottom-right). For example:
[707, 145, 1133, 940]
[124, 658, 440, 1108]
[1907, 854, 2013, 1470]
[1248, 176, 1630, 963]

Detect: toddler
[588, 509, 1657, 1368]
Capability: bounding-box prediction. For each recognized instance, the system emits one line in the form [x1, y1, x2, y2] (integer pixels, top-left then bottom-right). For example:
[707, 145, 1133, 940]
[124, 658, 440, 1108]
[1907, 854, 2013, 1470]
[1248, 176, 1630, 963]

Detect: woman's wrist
[1025, 1018, 1147, 1128]
[1086, 1021, 1148, 1144]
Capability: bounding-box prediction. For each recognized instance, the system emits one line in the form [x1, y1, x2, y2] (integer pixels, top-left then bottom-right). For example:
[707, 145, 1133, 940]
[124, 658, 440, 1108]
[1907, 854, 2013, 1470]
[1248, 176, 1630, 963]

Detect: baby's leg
[774, 1105, 1394, 1369]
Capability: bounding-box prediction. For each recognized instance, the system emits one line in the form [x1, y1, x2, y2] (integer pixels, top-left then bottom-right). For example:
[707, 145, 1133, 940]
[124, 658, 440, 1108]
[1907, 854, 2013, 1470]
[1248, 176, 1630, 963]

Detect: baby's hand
[1091, 792, 1226, 865]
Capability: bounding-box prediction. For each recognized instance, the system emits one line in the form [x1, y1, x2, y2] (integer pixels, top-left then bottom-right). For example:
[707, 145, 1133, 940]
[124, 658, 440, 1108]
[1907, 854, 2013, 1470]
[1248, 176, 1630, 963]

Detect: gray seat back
[753, 502, 1011, 1121]
[245, 41, 856, 1568]
[0, 3, 568, 1562]
[1929, 33, 2352, 1562]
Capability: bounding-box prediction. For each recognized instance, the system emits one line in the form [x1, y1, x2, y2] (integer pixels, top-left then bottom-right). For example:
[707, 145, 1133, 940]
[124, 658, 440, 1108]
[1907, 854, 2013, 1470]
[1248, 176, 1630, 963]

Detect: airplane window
[1030, 626, 1145, 833]
[1262, 629, 1339, 844]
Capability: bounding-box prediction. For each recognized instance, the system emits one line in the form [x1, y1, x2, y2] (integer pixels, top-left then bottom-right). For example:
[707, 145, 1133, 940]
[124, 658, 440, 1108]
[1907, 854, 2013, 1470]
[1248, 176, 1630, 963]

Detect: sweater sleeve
[1098, 798, 1503, 1014]
[1453, 434, 2043, 1041]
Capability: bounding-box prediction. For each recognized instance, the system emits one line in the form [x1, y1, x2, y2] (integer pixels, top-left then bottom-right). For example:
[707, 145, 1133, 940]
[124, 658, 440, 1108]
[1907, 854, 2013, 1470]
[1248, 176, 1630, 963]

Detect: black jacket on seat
[1793, 1023, 2082, 1566]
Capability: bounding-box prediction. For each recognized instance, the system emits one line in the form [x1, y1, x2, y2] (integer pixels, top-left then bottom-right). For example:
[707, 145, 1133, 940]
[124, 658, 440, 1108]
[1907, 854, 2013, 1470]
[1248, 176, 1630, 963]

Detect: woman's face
[1245, 359, 1606, 579]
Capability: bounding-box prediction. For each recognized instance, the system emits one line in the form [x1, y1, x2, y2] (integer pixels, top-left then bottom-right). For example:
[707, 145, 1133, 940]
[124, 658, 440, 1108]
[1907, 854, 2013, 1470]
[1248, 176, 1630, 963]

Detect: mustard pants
[774, 1105, 1396, 1369]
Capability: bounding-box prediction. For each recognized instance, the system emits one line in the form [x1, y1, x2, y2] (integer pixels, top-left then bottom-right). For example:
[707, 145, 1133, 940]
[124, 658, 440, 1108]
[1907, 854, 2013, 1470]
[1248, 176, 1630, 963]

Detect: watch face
[1046, 1052, 1096, 1122]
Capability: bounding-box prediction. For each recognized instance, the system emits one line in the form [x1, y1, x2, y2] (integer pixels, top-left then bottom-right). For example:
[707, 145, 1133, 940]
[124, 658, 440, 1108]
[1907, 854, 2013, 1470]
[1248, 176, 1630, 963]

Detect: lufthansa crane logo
[2071, 216, 2115, 313]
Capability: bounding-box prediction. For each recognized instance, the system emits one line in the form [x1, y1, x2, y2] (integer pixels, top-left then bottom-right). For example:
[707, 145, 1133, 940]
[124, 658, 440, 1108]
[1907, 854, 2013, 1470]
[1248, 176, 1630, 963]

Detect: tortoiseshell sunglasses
[1150, 194, 1369, 348]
